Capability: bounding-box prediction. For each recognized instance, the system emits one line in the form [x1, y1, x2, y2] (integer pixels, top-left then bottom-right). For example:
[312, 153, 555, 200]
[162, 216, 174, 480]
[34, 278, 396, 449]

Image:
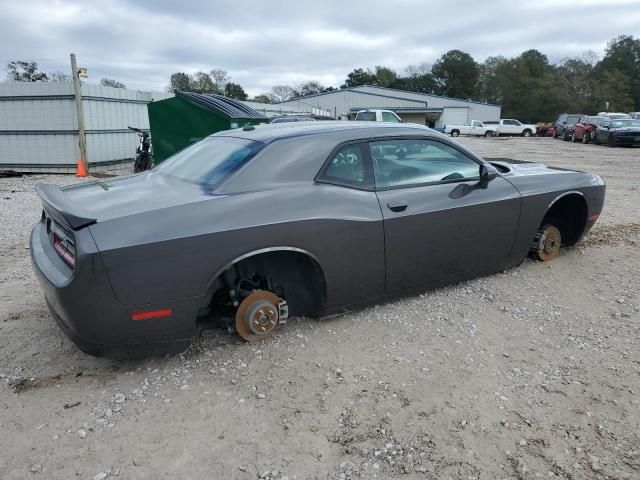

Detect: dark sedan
[594, 118, 640, 146]
[31, 122, 605, 357]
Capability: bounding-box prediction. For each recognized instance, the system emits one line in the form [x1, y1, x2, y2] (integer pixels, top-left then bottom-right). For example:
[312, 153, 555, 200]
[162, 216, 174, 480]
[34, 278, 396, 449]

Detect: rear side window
[318, 144, 373, 189]
[355, 112, 376, 121]
[156, 136, 263, 187]
[382, 112, 400, 123]
[370, 139, 480, 189]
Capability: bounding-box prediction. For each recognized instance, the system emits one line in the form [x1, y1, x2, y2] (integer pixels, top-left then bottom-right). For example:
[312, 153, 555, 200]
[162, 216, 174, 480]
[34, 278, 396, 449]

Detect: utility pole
[70, 53, 89, 174]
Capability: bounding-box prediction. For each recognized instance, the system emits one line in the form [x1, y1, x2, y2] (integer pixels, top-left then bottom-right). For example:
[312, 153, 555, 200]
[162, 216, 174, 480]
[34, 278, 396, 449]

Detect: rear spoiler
[36, 184, 97, 230]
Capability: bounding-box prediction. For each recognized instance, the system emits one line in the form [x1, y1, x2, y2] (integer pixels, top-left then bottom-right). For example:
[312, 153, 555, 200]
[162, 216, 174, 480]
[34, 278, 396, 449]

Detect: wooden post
[70, 53, 89, 174]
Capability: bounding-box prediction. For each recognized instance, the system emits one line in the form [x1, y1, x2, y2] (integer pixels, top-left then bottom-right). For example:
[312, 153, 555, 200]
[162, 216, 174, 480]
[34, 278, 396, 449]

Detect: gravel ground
[0, 136, 638, 480]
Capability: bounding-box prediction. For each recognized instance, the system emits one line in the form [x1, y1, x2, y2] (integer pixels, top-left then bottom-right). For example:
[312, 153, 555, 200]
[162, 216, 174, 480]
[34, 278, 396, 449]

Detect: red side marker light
[131, 308, 173, 321]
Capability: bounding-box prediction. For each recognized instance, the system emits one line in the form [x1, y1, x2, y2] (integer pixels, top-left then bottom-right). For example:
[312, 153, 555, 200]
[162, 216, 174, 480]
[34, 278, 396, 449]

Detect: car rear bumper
[30, 222, 198, 358]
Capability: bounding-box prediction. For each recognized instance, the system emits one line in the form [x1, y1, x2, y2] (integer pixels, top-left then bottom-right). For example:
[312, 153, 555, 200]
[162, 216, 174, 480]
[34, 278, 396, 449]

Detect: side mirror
[479, 164, 498, 184]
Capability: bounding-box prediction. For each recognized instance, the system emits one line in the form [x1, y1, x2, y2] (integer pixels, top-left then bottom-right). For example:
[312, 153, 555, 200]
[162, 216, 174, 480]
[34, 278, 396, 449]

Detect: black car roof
[214, 120, 435, 143]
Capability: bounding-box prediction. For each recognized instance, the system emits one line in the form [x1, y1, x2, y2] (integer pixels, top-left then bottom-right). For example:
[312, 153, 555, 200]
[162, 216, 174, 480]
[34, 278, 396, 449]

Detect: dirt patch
[582, 222, 640, 247]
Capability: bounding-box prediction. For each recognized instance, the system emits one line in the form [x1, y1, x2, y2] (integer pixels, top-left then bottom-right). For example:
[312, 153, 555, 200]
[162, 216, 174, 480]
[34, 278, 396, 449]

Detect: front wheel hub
[532, 224, 562, 261]
[235, 290, 287, 342]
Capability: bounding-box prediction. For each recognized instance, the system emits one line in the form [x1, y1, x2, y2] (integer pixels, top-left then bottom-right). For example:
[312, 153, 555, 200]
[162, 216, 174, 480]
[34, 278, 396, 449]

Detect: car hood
[59, 171, 221, 223]
[486, 158, 579, 176]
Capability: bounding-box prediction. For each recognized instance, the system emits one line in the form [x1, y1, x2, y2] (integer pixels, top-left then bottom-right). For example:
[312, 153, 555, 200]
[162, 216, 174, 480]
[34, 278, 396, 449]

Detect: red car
[572, 115, 604, 143]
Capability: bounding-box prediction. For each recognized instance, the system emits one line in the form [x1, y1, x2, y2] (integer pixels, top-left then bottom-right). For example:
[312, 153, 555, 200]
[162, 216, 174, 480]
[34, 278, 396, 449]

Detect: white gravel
[0, 137, 639, 479]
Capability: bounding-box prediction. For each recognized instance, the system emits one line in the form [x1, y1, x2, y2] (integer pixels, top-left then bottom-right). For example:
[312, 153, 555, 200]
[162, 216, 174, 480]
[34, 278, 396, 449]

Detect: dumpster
[147, 91, 267, 163]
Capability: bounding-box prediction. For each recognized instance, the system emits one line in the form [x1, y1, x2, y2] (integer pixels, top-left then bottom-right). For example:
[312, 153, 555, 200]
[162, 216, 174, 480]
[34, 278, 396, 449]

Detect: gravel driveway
[1, 136, 638, 479]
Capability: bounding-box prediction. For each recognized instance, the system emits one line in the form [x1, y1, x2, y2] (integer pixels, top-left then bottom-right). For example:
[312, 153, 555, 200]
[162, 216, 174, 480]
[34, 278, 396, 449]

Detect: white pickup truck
[487, 119, 537, 137]
[444, 120, 497, 137]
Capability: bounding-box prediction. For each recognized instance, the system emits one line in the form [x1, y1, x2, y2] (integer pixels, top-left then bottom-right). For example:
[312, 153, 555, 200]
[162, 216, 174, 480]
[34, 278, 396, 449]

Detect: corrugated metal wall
[0, 82, 172, 173]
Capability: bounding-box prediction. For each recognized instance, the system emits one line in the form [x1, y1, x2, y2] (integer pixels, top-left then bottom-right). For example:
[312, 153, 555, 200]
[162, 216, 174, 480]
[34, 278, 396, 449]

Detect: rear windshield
[156, 136, 263, 187]
[588, 116, 603, 125]
[566, 115, 581, 123]
[355, 112, 376, 121]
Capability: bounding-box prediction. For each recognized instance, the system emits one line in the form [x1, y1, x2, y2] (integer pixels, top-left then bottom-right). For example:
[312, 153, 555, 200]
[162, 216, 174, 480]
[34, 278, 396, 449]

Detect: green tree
[168, 72, 192, 92]
[100, 78, 126, 89]
[342, 68, 376, 88]
[374, 66, 397, 87]
[295, 80, 325, 97]
[478, 56, 507, 104]
[192, 71, 217, 93]
[431, 50, 480, 99]
[251, 94, 272, 104]
[7, 61, 48, 82]
[592, 69, 635, 112]
[596, 35, 640, 109]
[490, 50, 563, 122]
[224, 82, 248, 100]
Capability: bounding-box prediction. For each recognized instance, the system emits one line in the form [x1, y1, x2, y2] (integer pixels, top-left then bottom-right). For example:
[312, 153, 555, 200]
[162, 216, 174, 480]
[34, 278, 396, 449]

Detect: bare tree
[269, 85, 295, 102]
[7, 61, 48, 82]
[100, 78, 126, 88]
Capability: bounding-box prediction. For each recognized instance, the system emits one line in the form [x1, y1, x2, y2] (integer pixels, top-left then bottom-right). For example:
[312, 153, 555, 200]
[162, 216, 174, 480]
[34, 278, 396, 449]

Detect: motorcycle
[128, 126, 154, 173]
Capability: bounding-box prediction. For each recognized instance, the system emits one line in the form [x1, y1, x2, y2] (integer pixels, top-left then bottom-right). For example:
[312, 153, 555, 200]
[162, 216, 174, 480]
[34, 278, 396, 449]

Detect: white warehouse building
[274, 85, 501, 127]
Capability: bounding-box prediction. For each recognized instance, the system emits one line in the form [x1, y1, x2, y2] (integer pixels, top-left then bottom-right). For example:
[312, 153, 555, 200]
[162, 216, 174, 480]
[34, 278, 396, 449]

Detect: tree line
[165, 34, 640, 121]
[6, 34, 640, 121]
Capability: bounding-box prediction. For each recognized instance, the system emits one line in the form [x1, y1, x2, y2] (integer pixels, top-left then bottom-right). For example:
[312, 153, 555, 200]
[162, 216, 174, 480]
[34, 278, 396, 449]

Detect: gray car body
[31, 122, 605, 357]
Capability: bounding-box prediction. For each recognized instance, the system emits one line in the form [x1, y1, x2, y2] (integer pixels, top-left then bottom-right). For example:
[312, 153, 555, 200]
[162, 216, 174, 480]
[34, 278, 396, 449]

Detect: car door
[471, 120, 483, 135]
[500, 120, 515, 135]
[371, 137, 521, 293]
[598, 120, 610, 142]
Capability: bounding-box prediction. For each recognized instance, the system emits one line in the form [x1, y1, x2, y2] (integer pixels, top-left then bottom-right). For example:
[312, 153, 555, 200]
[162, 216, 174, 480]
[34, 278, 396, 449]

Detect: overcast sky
[1, 0, 639, 96]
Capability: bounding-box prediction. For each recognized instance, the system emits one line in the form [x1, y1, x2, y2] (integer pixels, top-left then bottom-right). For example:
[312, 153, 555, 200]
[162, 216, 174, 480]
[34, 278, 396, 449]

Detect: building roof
[177, 91, 266, 120]
[274, 85, 500, 108]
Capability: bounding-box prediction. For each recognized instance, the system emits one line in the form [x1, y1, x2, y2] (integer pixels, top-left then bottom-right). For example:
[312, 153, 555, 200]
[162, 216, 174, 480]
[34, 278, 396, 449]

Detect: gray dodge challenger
[31, 122, 605, 357]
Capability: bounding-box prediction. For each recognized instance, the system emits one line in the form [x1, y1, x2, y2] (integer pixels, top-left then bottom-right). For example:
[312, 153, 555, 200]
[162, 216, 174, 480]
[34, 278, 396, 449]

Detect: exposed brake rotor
[235, 290, 286, 342]
[533, 224, 562, 262]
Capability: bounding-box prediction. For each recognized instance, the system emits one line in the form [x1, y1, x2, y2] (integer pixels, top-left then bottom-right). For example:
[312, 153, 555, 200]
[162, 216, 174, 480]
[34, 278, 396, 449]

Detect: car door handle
[387, 200, 408, 212]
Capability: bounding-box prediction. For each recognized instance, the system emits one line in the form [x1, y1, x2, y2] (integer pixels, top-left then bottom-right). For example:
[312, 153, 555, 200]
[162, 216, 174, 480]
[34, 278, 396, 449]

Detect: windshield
[608, 114, 631, 120]
[355, 112, 376, 121]
[567, 115, 581, 123]
[612, 119, 640, 128]
[156, 136, 264, 187]
[588, 116, 604, 125]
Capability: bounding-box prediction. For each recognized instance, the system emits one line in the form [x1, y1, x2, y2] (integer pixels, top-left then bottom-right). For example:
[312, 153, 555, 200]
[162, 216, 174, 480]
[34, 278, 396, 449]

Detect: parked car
[597, 112, 631, 120]
[571, 115, 604, 144]
[444, 120, 497, 137]
[536, 123, 555, 137]
[593, 118, 640, 147]
[355, 109, 402, 122]
[554, 113, 584, 140]
[494, 119, 537, 137]
[31, 122, 605, 357]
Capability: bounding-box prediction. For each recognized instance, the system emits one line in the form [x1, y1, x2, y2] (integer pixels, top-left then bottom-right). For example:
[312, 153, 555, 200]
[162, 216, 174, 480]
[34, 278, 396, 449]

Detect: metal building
[0, 81, 171, 173]
[274, 85, 501, 127]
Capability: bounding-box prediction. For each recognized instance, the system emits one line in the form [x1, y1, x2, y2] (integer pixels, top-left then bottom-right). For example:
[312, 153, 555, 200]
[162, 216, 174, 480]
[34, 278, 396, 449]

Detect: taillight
[47, 217, 76, 267]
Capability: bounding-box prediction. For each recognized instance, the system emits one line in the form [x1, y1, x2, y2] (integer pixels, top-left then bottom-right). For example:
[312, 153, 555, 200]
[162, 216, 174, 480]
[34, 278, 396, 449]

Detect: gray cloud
[1, 0, 638, 95]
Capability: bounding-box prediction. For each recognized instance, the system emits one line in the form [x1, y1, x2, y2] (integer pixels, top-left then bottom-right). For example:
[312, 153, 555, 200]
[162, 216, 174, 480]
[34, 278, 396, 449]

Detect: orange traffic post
[75, 158, 87, 177]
